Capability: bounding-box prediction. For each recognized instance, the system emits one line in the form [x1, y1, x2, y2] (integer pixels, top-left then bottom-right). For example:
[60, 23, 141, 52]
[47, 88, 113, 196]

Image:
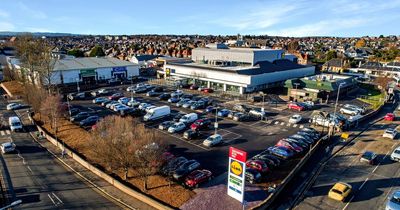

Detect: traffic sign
[227, 147, 247, 203]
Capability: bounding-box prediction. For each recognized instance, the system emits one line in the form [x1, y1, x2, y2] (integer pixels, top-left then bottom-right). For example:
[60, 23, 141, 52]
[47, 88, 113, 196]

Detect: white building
[161, 44, 315, 94]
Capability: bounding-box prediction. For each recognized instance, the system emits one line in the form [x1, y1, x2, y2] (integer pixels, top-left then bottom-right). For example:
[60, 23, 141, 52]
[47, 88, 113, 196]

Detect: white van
[9, 116, 23, 132]
[143, 106, 171, 121]
[179, 113, 198, 124]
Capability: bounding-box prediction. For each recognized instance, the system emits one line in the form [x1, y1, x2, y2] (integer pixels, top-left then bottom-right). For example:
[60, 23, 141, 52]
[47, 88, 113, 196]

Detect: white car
[289, 114, 302, 124]
[203, 134, 223, 147]
[126, 86, 136, 92]
[168, 122, 186, 133]
[6, 103, 22, 110]
[391, 146, 400, 161]
[343, 104, 365, 114]
[339, 107, 360, 116]
[249, 109, 266, 119]
[383, 128, 398, 139]
[145, 105, 157, 113]
[138, 103, 152, 110]
[1, 142, 16, 154]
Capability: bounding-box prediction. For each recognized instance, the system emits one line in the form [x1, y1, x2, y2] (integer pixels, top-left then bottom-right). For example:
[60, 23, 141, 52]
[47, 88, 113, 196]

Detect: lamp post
[130, 79, 134, 102]
[293, 82, 300, 102]
[76, 78, 80, 93]
[259, 91, 266, 121]
[0, 200, 22, 210]
[214, 107, 218, 134]
[67, 96, 71, 118]
[333, 82, 346, 117]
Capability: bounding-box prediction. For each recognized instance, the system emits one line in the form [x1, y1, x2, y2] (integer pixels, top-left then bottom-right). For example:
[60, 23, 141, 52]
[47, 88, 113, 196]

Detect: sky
[0, 0, 399, 37]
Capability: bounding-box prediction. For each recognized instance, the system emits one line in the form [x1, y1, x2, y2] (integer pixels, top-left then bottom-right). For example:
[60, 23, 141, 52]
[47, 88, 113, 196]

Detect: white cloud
[0, 21, 15, 31]
[18, 2, 47, 19]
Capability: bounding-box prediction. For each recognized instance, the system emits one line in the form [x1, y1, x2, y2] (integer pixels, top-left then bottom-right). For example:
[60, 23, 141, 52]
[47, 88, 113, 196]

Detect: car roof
[2, 142, 13, 147]
[393, 191, 400, 199]
[333, 182, 350, 191]
[210, 134, 221, 138]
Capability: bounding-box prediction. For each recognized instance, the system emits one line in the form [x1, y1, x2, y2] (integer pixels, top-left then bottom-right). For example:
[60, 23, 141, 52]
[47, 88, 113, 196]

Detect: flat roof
[54, 57, 138, 71]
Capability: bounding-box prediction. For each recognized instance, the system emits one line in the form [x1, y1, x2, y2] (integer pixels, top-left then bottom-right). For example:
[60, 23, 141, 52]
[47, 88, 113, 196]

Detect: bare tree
[374, 76, 392, 90]
[38, 42, 58, 93]
[87, 116, 165, 190]
[39, 93, 64, 129]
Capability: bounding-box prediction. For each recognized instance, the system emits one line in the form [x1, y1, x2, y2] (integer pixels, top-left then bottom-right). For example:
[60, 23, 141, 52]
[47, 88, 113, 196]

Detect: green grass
[358, 84, 385, 110]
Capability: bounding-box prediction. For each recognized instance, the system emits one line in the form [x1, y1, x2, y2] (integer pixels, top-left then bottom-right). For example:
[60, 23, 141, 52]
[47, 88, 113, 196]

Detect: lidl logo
[230, 160, 243, 177]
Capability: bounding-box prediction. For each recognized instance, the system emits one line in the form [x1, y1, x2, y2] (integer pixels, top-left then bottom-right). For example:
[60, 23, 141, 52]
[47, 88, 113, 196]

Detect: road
[295, 101, 400, 210]
[0, 98, 123, 209]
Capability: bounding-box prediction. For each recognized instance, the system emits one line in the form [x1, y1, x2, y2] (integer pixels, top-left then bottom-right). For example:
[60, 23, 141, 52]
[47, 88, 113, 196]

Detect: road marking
[293, 124, 298, 128]
[0, 131, 4, 136]
[274, 121, 279, 125]
[299, 125, 304, 129]
[358, 178, 369, 190]
[5, 130, 10, 135]
[48, 194, 57, 206]
[287, 123, 291, 127]
[280, 122, 285, 126]
[27, 166, 33, 172]
[342, 195, 355, 210]
[52, 192, 63, 204]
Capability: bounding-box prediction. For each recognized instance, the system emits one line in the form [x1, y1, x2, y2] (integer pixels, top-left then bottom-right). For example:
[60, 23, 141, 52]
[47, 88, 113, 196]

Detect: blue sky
[0, 0, 399, 37]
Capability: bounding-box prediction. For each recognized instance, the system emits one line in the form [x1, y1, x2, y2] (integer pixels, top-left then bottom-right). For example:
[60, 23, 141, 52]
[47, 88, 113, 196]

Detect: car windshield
[391, 196, 400, 204]
[386, 129, 395, 134]
[362, 152, 374, 160]
[331, 189, 343, 194]
[395, 150, 400, 154]
[11, 122, 21, 126]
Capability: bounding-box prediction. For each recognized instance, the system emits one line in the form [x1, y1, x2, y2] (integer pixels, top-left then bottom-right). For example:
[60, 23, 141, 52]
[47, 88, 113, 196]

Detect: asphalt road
[0, 98, 122, 209]
[296, 101, 400, 210]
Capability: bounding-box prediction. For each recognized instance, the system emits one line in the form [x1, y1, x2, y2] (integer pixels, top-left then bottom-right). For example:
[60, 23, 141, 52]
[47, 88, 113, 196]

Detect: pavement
[295, 99, 400, 210]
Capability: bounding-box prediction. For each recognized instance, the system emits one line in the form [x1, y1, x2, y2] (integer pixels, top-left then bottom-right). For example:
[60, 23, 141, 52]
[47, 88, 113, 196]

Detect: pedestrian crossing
[0, 130, 11, 136]
[251, 120, 304, 129]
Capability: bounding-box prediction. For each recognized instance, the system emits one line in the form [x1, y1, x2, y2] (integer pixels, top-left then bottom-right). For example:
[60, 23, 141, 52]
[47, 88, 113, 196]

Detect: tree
[38, 41, 58, 93]
[40, 93, 64, 129]
[355, 39, 366, 48]
[374, 76, 392, 90]
[87, 116, 165, 190]
[325, 50, 337, 61]
[67, 49, 85, 57]
[89, 45, 105, 57]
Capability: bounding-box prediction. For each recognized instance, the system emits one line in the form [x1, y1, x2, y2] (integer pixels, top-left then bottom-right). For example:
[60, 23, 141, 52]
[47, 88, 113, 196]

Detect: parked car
[145, 105, 157, 113]
[386, 190, 400, 210]
[173, 112, 186, 122]
[383, 128, 398, 139]
[126, 86, 136, 92]
[289, 114, 302, 124]
[159, 121, 174, 130]
[92, 97, 108, 104]
[284, 138, 309, 149]
[343, 104, 365, 114]
[328, 182, 352, 201]
[191, 119, 212, 131]
[184, 169, 212, 188]
[391, 146, 400, 161]
[253, 154, 281, 168]
[168, 122, 186, 133]
[182, 100, 196, 109]
[106, 101, 119, 109]
[68, 92, 87, 100]
[91, 88, 110, 97]
[179, 113, 198, 124]
[197, 86, 206, 91]
[138, 103, 152, 110]
[233, 104, 249, 113]
[161, 157, 188, 176]
[172, 160, 201, 180]
[183, 129, 200, 140]
[290, 134, 314, 145]
[101, 100, 113, 107]
[203, 134, 223, 147]
[80, 116, 99, 127]
[202, 88, 214, 93]
[1, 142, 16, 154]
[146, 90, 162, 97]
[181, 94, 193, 99]
[267, 146, 294, 160]
[385, 113, 395, 121]
[246, 160, 269, 174]
[69, 108, 80, 116]
[340, 107, 360, 116]
[276, 139, 304, 153]
[245, 168, 262, 184]
[159, 93, 171, 100]
[168, 97, 180, 103]
[217, 109, 231, 117]
[205, 106, 215, 113]
[114, 104, 130, 112]
[190, 84, 199, 90]
[191, 101, 207, 110]
[133, 87, 148, 94]
[199, 97, 212, 105]
[233, 112, 252, 122]
[6, 103, 23, 110]
[70, 112, 90, 122]
[249, 108, 266, 119]
[171, 90, 184, 98]
[118, 97, 131, 105]
[176, 99, 191, 107]
[360, 151, 377, 165]
[288, 102, 305, 111]
[108, 93, 124, 100]
[127, 99, 141, 107]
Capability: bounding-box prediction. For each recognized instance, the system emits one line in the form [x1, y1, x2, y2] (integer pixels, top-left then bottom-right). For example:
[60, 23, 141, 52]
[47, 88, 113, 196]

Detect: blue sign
[113, 67, 127, 72]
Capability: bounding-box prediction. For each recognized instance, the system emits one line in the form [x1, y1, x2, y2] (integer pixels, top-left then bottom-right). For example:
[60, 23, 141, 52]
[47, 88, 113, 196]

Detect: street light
[0, 199, 22, 210]
[259, 91, 266, 121]
[76, 78, 80, 93]
[293, 82, 300, 102]
[214, 106, 218, 134]
[333, 82, 346, 117]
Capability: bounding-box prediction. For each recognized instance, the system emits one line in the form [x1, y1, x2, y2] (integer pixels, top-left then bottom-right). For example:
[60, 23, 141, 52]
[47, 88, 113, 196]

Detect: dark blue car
[80, 116, 99, 127]
[267, 146, 294, 160]
[217, 109, 230, 117]
[205, 106, 215, 113]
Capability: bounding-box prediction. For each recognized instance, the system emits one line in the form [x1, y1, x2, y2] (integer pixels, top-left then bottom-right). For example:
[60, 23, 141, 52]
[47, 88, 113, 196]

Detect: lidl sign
[227, 147, 247, 203]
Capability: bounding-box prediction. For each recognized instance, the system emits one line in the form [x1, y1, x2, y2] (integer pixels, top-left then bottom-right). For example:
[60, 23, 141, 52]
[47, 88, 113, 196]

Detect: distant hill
[0, 31, 80, 37]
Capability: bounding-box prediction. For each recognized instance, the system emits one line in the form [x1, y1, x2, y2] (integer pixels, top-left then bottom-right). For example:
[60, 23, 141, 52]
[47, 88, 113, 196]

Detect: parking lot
[65, 82, 371, 178]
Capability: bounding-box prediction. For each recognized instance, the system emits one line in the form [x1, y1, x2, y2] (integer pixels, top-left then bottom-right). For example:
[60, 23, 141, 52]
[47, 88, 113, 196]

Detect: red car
[276, 139, 303, 153]
[288, 102, 305, 111]
[384, 113, 395, 121]
[108, 93, 124, 100]
[202, 88, 214, 93]
[246, 160, 269, 174]
[184, 169, 212, 188]
[190, 119, 212, 131]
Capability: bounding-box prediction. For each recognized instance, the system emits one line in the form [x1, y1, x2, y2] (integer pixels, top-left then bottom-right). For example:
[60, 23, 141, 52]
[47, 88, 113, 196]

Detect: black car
[191, 101, 207, 110]
[69, 108, 80, 116]
[172, 160, 201, 180]
[159, 121, 174, 130]
[253, 154, 281, 168]
[161, 157, 188, 176]
[67, 92, 88, 100]
[245, 168, 262, 184]
[183, 129, 200, 140]
[70, 112, 90, 122]
[181, 94, 193, 99]
[146, 90, 162, 97]
[159, 93, 171, 100]
[80, 116, 99, 127]
[152, 86, 164, 92]
[101, 100, 113, 107]
[173, 113, 186, 122]
[120, 108, 142, 117]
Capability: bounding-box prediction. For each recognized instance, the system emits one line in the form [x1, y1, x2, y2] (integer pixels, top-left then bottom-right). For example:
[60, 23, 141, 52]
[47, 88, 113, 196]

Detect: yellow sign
[230, 160, 243, 177]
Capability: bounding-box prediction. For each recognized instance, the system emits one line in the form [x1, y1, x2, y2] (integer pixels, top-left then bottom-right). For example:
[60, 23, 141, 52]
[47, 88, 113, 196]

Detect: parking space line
[5, 130, 10, 135]
[293, 124, 298, 128]
[342, 195, 355, 210]
[156, 129, 211, 151]
[280, 122, 285, 126]
[0, 131, 4, 136]
[274, 121, 279, 125]
[286, 123, 291, 127]
[299, 125, 304, 129]
[358, 178, 369, 190]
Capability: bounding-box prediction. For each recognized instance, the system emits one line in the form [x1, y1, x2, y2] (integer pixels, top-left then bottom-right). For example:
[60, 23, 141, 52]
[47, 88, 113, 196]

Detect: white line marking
[0, 131, 4, 136]
[274, 121, 279, 125]
[342, 195, 355, 210]
[27, 166, 33, 172]
[299, 125, 304, 129]
[5, 130, 10, 135]
[287, 123, 291, 127]
[48, 194, 57, 206]
[293, 124, 298, 128]
[52, 192, 63, 204]
[358, 178, 369, 190]
[280, 122, 285, 126]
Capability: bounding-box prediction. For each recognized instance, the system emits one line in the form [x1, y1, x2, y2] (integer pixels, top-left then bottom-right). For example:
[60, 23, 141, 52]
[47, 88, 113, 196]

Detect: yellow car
[328, 182, 352, 201]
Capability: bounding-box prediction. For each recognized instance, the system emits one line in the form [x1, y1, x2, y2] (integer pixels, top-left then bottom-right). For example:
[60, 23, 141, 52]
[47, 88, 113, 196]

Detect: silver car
[386, 190, 400, 210]
[391, 146, 400, 162]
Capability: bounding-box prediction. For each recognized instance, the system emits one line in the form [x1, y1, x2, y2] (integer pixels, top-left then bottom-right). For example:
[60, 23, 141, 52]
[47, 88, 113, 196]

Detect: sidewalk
[14, 109, 156, 210]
